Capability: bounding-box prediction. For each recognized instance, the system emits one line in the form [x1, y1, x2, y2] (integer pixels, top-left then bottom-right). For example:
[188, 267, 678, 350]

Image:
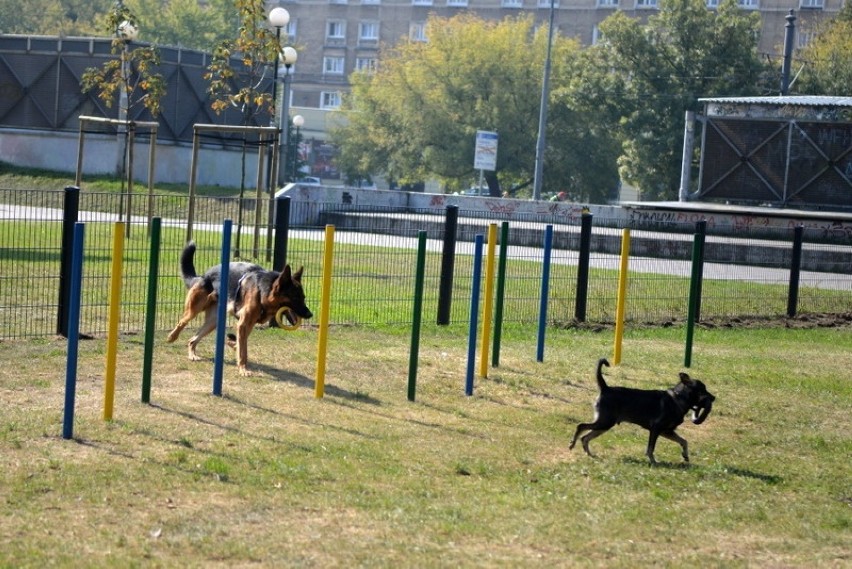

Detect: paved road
[2, 203, 850, 292]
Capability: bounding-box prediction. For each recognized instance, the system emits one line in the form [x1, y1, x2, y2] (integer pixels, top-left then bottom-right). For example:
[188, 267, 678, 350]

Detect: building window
[598, 0, 618, 6]
[355, 57, 378, 73]
[800, 0, 823, 8]
[636, 0, 657, 8]
[330, 0, 348, 3]
[797, 31, 816, 47]
[410, 23, 427, 42]
[283, 20, 297, 40]
[737, 0, 758, 8]
[327, 20, 346, 40]
[537, 0, 559, 6]
[592, 26, 603, 45]
[359, 22, 379, 41]
[706, 0, 719, 7]
[448, 0, 469, 6]
[321, 92, 341, 109]
[361, 0, 381, 4]
[502, 0, 523, 6]
[412, 0, 433, 5]
[323, 56, 346, 75]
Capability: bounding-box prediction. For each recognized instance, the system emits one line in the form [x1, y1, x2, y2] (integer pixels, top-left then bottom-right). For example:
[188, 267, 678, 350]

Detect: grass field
[1, 322, 850, 567]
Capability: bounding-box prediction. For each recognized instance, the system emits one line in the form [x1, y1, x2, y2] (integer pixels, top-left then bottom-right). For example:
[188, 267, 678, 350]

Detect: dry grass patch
[1, 324, 850, 567]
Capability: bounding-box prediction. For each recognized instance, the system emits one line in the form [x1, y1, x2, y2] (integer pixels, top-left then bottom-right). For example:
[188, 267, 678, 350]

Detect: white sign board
[473, 130, 498, 171]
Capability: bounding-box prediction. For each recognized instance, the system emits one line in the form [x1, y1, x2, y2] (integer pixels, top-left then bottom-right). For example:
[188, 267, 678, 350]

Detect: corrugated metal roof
[699, 96, 852, 107]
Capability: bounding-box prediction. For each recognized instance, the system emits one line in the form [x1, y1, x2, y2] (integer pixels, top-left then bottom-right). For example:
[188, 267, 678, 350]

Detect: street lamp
[268, 8, 297, 187]
[278, 46, 298, 186]
[291, 114, 305, 182]
[268, 8, 289, 189]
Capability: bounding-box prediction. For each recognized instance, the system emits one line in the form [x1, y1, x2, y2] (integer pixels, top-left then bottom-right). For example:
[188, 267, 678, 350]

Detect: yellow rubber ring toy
[275, 306, 302, 331]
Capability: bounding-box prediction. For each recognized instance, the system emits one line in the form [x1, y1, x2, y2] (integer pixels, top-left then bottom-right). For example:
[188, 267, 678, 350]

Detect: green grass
[0, 324, 849, 566]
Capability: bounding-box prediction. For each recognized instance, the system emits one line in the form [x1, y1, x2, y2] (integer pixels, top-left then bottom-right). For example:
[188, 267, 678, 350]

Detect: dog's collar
[666, 388, 689, 415]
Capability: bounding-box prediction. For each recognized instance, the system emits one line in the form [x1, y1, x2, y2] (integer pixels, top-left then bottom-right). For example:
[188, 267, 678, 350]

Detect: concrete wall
[280, 184, 852, 240]
[0, 128, 265, 188]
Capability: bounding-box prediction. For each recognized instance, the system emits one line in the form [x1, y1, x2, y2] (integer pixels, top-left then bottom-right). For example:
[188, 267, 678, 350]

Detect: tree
[205, 0, 280, 125]
[80, 3, 165, 119]
[332, 14, 620, 200]
[795, 2, 852, 96]
[126, 0, 236, 51]
[0, 0, 65, 34]
[584, 0, 773, 200]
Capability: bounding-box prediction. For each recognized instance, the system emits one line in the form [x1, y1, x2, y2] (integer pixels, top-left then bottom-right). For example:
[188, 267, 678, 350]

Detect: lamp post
[116, 18, 138, 237]
[116, 19, 137, 176]
[268, 8, 298, 188]
[268, 8, 289, 189]
[532, 0, 556, 201]
[291, 114, 304, 182]
[278, 46, 298, 186]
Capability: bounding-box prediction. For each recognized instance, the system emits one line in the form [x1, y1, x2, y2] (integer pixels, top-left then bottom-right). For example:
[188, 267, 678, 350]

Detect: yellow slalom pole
[479, 223, 497, 378]
[103, 222, 125, 421]
[613, 228, 630, 366]
[315, 225, 335, 399]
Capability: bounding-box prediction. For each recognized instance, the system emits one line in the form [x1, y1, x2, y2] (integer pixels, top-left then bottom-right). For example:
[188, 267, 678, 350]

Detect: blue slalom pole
[62, 222, 86, 440]
[465, 235, 484, 397]
[212, 219, 232, 396]
[536, 224, 554, 362]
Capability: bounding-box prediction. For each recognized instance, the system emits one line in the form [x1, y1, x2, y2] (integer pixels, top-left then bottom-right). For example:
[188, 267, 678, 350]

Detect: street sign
[473, 130, 498, 171]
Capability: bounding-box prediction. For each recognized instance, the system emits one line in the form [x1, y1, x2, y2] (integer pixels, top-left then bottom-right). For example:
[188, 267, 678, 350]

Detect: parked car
[295, 176, 322, 186]
[461, 186, 490, 196]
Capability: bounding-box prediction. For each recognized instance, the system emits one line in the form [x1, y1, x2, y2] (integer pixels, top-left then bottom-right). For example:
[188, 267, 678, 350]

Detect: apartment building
[270, 0, 845, 111]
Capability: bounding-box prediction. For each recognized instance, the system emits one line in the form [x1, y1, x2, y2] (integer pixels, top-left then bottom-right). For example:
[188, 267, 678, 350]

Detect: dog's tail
[596, 358, 610, 390]
[179, 241, 199, 288]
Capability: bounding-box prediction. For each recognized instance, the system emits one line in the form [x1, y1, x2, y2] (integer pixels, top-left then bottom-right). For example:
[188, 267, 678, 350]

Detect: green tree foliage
[126, 0, 236, 51]
[332, 14, 620, 200]
[796, 2, 852, 96]
[205, 0, 279, 124]
[584, 0, 773, 200]
[0, 0, 115, 36]
[80, 2, 166, 117]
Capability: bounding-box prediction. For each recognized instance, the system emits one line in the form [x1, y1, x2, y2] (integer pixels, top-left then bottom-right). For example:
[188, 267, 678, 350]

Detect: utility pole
[780, 10, 796, 96]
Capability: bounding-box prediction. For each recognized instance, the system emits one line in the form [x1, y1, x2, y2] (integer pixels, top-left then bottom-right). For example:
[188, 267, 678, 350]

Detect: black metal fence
[1, 187, 850, 339]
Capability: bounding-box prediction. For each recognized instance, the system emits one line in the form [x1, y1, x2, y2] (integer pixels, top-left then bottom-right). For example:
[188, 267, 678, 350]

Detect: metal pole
[532, 0, 556, 201]
[278, 67, 291, 187]
[787, 225, 804, 318]
[781, 10, 796, 96]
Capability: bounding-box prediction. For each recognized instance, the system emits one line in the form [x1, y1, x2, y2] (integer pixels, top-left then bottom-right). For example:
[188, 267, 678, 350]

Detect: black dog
[570, 358, 715, 464]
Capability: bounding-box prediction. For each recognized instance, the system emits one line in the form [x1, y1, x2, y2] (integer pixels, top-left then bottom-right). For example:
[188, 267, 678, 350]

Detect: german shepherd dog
[570, 358, 715, 464]
[167, 242, 313, 376]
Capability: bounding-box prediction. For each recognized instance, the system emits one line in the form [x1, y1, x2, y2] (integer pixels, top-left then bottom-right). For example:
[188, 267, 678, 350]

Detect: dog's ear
[281, 264, 293, 283]
[679, 372, 694, 385]
[292, 266, 304, 283]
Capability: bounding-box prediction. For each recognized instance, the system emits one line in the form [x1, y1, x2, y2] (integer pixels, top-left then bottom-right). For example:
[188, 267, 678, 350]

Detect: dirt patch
[698, 312, 852, 330]
[557, 312, 852, 331]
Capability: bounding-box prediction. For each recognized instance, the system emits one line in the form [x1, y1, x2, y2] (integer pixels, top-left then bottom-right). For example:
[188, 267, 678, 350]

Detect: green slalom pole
[408, 231, 427, 401]
[491, 221, 509, 368]
[684, 232, 702, 368]
[141, 217, 162, 403]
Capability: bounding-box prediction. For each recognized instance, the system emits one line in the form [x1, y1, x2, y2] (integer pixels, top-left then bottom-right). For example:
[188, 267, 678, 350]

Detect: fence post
[57, 185, 80, 337]
[694, 220, 707, 322]
[273, 194, 291, 272]
[437, 205, 459, 325]
[575, 211, 593, 322]
[787, 225, 804, 318]
[491, 221, 509, 368]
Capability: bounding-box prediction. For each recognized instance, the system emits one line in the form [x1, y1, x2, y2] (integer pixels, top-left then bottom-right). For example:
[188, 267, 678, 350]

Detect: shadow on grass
[721, 465, 783, 484]
[620, 456, 784, 483]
